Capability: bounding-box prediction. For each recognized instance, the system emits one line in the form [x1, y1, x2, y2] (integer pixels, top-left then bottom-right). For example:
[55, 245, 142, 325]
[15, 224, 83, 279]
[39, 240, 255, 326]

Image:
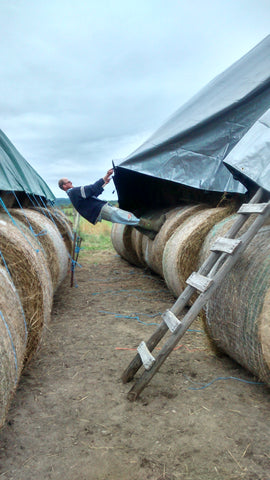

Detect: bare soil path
[0, 250, 269, 480]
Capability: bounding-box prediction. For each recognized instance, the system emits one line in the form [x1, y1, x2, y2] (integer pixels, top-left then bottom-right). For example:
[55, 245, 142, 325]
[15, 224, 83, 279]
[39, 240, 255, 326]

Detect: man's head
[58, 178, 73, 192]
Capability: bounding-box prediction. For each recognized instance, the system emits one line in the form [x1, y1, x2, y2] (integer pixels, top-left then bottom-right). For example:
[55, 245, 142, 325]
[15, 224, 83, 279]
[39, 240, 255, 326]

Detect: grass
[61, 206, 114, 253]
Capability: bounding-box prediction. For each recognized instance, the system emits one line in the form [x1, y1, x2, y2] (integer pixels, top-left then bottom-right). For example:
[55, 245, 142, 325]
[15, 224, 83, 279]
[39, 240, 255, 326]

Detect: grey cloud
[0, 0, 269, 198]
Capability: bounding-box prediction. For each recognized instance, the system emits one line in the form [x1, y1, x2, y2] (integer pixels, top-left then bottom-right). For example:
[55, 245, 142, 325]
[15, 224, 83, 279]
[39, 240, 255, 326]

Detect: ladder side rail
[127, 199, 270, 400]
[121, 188, 264, 384]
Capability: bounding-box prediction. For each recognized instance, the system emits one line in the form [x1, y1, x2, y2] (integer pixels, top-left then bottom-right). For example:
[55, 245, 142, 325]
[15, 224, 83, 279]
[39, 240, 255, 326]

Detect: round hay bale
[144, 204, 207, 276]
[130, 228, 147, 268]
[11, 208, 69, 291]
[0, 266, 26, 428]
[162, 206, 232, 298]
[0, 213, 53, 362]
[111, 223, 141, 267]
[204, 226, 270, 385]
[199, 211, 270, 266]
[35, 207, 73, 255]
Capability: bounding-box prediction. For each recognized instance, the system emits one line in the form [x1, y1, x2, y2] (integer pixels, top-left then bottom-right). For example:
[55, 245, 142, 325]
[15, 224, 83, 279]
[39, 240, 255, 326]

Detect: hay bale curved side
[130, 229, 147, 268]
[144, 205, 207, 276]
[203, 226, 270, 385]
[12, 208, 69, 291]
[0, 214, 53, 363]
[111, 223, 142, 267]
[36, 207, 73, 255]
[162, 207, 232, 298]
[0, 266, 27, 428]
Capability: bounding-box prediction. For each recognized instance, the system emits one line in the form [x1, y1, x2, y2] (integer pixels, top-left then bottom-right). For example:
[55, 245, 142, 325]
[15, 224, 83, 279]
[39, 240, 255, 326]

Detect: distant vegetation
[54, 197, 71, 207]
[59, 204, 114, 253]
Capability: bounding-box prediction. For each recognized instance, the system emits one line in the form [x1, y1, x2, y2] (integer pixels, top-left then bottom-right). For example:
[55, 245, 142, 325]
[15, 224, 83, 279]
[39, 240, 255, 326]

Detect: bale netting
[0, 213, 53, 363]
[162, 206, 233, 299]
[11, 208, 69, 291]
[35, 207, 73, 255]
[111, 223, 142, 267]
[0, 266, 27, 429]
[201, 225, 270, 386]
[143, 204, 207, 276]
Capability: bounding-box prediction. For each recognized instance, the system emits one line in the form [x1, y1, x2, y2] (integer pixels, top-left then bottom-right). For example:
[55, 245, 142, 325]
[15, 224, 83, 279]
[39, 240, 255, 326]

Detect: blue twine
[0, 197, 39, 252]
[25, 192, 40, 208]
[0, 249, 28, 343]
[37, 195, 59, 230]
[11, 192, 48, 255]
[0, 311, 18, 384]
[98, 310, 160, 326]
[186, 375, 265, 390]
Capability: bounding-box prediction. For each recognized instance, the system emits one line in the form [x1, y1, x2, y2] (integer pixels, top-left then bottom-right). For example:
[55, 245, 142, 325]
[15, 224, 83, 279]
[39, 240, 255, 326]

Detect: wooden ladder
[121, 188, 270, 400]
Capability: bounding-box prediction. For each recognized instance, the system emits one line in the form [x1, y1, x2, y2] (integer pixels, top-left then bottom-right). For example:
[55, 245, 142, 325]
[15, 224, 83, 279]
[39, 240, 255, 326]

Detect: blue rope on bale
[12, 191, 48, 243]
[0, 310, 18, 384]
[0, 197, 39, 253]
[0, 249, 28, 343]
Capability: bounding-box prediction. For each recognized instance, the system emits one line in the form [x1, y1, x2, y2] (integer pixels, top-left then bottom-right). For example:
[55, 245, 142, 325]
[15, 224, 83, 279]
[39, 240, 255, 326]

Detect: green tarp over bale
[0, 130, 54, 202]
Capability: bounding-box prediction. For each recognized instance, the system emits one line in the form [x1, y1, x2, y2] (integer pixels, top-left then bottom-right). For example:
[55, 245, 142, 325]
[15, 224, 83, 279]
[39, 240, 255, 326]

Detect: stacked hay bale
[142, 205, 206, 276]
[162, 206, 233, 298]
[199, 216, 270, 386]
[0, 266, 27, 428]
[12, 208, 69, 291]
[0, 203, 73, 429]
[36, 207, 73, 255]
[0, 213, 53, 363]
[111, 223, 142, 267]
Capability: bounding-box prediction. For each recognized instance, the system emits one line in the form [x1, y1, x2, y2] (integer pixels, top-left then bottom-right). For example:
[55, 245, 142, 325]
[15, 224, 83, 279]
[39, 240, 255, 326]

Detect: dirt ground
[0, 249, 270, 480]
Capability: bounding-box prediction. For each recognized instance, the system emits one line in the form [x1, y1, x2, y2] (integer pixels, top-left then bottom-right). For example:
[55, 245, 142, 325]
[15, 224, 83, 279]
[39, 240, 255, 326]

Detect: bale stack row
[0, 206, 72, 428]
[111, 204, 270, 387]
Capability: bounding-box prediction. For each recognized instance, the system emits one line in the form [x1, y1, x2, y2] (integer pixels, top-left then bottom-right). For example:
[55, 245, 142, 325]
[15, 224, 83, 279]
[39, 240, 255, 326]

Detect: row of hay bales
[0, 206, 72, 428]
[111, 203, 270, 387]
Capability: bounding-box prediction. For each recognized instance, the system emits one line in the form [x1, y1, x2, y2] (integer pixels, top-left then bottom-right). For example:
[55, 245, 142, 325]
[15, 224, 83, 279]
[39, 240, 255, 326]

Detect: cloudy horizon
[0, 1, 269, 199]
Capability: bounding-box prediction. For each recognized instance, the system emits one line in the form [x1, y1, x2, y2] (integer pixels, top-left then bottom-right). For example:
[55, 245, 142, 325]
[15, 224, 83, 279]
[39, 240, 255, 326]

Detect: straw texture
[36, 207, 73, 255]
[0, 266, 26, 428]
[203, 226, 270, 385]
[0, 213, 53, 362]
[143, 205, 206, 276]
[12, 208, 69, 291]
[162, 207, 232, 298]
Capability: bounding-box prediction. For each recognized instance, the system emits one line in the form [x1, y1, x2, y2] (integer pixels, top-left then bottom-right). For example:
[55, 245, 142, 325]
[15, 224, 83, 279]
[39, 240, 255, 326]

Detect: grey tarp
[0, 129, 55, 201]
[224, 108, 270, 193]
[114, 35, 270, 212]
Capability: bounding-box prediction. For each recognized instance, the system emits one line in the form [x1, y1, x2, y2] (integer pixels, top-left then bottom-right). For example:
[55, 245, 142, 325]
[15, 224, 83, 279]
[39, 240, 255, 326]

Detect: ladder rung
[137, 341, 155, 370]
[210, 236, 242, 254]
[162, 309, 181, 333]
[238, 203, 269, 214]
[186, 272, 213, 292]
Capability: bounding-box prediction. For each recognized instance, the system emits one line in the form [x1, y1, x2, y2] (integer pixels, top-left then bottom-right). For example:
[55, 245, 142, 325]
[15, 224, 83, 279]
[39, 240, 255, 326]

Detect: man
[58, 169, 165, 238]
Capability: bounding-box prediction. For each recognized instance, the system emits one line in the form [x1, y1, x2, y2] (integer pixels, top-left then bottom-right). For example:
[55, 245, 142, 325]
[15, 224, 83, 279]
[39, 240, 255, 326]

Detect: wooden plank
[238, 203, 268, 214]
[186, 272, 213, 292]
[162, 310, 181, 333]
[210, 237, 242, 254]
[137, 341, 155, 370]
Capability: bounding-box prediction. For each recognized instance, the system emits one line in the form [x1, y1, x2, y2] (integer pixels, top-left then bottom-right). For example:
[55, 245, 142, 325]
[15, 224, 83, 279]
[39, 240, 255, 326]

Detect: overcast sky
[0, 1, 269, 198]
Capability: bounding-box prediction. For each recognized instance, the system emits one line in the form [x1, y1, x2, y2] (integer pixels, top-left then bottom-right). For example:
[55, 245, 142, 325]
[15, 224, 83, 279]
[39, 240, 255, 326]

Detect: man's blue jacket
[67, 178, 107, 224]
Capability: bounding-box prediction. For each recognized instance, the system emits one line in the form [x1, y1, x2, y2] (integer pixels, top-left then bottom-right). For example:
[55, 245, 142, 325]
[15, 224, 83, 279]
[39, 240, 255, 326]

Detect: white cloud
[0, 0, 269, 197]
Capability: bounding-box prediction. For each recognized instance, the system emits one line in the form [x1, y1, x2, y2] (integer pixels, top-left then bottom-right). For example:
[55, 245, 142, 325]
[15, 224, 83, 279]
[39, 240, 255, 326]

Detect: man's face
[62, 179, 73, 191]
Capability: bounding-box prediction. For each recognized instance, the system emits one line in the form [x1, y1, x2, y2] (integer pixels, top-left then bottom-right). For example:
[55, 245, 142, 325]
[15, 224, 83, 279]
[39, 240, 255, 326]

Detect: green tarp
[0, 129, 55, 201]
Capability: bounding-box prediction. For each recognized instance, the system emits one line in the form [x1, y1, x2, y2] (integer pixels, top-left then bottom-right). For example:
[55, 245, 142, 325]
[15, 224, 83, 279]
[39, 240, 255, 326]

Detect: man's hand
[103, 168, 114, 185]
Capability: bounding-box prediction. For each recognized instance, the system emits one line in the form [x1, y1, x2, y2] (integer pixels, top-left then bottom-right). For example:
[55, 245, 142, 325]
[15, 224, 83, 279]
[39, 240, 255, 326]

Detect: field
[0, 221, 270, 480]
